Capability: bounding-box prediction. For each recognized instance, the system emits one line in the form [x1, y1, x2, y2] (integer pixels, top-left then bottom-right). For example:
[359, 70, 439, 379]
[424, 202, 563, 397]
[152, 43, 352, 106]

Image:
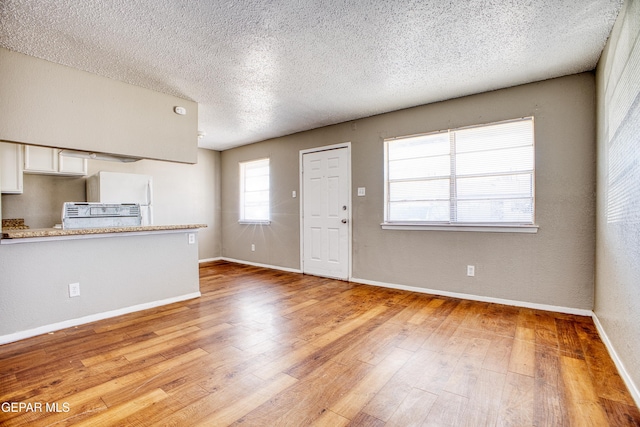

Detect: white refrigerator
[86, 171, 154, 225]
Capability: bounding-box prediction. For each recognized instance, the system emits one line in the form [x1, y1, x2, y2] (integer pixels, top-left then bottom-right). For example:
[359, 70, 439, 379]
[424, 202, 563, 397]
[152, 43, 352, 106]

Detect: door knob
[341, 219, 348, 224]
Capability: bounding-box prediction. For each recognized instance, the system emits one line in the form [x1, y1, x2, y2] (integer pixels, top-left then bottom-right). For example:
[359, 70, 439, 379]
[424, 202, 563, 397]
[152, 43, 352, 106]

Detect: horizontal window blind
[385, 117, 535, 225]
[240, 158, 270, 222]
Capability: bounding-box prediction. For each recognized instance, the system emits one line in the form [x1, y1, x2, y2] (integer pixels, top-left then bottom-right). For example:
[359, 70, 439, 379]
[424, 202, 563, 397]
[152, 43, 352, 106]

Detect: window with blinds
[239, 158, 270, 223]
[384, 117, 535, 225]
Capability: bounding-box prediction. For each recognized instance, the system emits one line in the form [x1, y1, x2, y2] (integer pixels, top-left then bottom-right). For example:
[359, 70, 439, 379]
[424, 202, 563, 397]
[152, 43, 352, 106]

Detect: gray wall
[221, 73, 596, 310]
[2, 173, 86, 228]
[87, 148, 222, 260]
[1, 148, 221, 260]
[0, 48, 198, 164]
[595, 0, 640, 400]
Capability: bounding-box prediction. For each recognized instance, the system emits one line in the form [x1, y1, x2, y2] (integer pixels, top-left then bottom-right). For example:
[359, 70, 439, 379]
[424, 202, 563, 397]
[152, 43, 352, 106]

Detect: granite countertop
[1, 224, 207, 239]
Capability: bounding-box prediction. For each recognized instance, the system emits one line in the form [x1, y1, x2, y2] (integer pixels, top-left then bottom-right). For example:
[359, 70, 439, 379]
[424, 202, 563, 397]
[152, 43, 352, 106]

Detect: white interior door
[302, 147, 350, 279]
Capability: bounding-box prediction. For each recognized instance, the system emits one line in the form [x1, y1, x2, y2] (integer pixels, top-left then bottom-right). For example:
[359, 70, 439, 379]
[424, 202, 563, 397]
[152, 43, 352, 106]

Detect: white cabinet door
[1, 142, 24, 194]
[58, 153, 87, 175]
[24, 146, 87, 176]
[24, 145, 58, 173]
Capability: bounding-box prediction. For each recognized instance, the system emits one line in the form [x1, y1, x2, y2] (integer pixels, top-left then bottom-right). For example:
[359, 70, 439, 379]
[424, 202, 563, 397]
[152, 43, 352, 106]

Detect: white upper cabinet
[58, 153, 88, 175]
[23, 145, 57, 173]
[24, 146, 87, 176]
[0, 142, 24, 194]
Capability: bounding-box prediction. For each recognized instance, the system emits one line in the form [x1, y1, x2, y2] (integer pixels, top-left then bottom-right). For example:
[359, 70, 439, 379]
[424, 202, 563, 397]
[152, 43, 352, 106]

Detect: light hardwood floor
[1, 260, 639, 426]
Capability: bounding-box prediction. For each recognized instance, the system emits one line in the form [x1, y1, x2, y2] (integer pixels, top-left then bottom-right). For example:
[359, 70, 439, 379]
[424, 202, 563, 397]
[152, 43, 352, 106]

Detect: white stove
[62, 202, 142, 229]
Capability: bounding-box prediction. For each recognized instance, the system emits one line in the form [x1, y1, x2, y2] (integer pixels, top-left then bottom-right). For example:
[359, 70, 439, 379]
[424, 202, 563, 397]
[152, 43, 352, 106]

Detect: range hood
[59, 149, 141, 163]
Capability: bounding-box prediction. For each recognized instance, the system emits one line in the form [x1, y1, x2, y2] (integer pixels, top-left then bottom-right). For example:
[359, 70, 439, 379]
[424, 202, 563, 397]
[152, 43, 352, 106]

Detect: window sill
[381, 223, 539, 233]
[238, 220, 271, 225]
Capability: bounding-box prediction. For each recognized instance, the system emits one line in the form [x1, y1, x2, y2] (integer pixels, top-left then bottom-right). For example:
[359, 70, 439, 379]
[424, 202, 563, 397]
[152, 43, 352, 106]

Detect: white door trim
[299, 142, 352, 280]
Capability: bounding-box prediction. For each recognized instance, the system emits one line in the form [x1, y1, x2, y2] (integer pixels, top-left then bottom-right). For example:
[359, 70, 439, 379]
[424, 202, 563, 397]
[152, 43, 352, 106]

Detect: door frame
[299, 142, 352, 280]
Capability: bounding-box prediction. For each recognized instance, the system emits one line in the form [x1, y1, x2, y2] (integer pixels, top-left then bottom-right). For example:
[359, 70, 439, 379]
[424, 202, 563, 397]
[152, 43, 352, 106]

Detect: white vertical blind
[385, 117, 535, 224]
[240, 158, 270, 222]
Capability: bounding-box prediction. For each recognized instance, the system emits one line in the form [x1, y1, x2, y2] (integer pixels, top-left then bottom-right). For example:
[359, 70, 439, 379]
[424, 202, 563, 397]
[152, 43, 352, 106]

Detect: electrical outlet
[467, 265, 475, 277]
[188, 233, 196, 244]
[69, 282, 80, 297]
[251, 244, 255, 252]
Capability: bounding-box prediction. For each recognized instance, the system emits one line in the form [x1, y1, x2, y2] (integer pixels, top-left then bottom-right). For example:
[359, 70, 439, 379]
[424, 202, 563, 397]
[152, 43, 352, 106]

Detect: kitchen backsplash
[1, 174, 86, 229]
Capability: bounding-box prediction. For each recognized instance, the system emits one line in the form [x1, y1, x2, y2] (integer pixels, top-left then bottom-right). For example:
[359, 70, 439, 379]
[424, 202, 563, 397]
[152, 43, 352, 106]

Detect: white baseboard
[0, 292, 201, 345]
[591, 313, 640, 408]
[218, 257, 303, 274]
[349, 276, 594, 317]
[199, 257, 223, 263]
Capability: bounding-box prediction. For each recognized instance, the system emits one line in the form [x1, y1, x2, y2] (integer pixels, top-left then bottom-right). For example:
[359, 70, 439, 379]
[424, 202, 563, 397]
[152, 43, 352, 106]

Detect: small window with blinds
[384, 117, 535, 228]
[239, 158, 270, 223]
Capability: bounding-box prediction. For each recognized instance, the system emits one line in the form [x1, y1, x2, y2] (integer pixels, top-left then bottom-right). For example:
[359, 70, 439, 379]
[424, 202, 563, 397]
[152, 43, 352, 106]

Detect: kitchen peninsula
[0, 224, 207, 344]
[0, 49, 211, 345]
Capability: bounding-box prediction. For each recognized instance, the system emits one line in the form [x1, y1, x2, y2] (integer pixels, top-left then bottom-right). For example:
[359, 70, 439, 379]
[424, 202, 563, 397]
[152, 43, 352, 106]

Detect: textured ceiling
[0, 0, 623, 151]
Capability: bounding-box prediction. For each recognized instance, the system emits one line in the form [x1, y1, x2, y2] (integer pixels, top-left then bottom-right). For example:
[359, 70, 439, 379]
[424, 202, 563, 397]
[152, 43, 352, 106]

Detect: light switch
[357, 187, 366, 197]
